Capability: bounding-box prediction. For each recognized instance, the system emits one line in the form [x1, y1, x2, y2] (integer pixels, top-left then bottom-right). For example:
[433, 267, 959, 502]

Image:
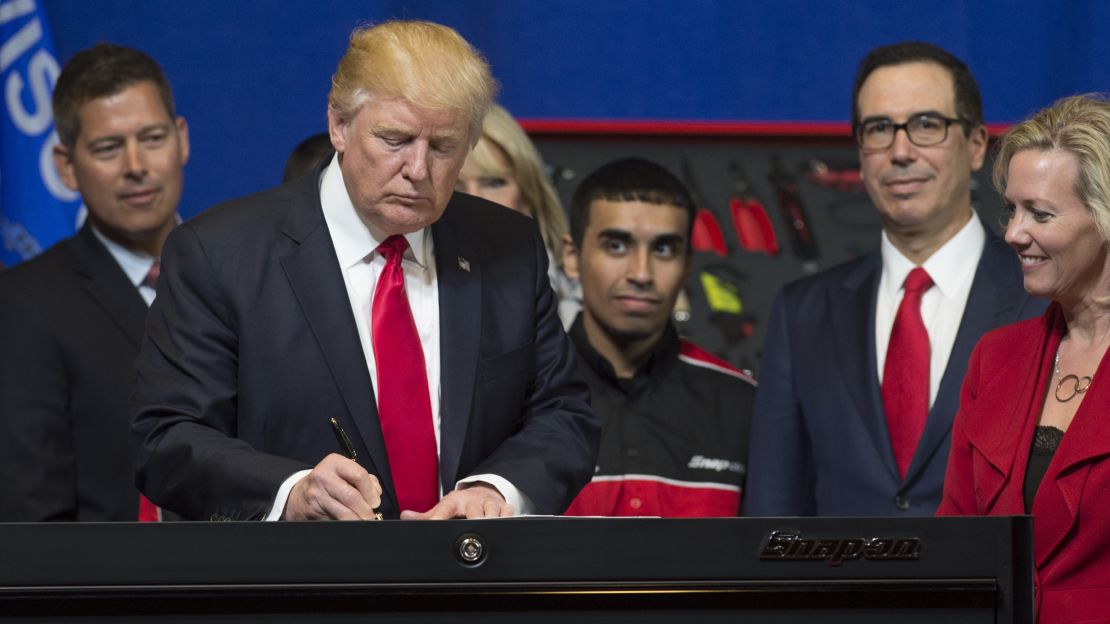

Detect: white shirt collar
[319, 153, 431, 269]
[89, 223, 158, 288]
[879, 210, 985, 297]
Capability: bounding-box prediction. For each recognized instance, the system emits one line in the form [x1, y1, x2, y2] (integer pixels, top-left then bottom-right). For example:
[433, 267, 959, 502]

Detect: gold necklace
[1054, 346, 1093, 402]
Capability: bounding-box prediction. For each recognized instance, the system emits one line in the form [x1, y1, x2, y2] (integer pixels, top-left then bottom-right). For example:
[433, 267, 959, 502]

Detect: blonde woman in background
[456, 104, 581, 327]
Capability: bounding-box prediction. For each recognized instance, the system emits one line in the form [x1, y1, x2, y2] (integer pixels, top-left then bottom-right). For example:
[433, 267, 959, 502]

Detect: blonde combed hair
[994, 94, 1110, 245]
[328, 20, 498, 141]
[470, 104, 569, 267]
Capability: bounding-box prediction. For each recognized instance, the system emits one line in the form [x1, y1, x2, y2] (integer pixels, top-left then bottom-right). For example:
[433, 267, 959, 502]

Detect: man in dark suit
[129, 20, 599, 522]
[0, 44, 189, 521]
[745, 42, 1046, 516]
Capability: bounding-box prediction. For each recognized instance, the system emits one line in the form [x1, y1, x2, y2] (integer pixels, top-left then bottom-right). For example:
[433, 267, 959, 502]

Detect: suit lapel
[1036, 320, 1110, 567]
[907, 227, 1031, 480]
[68, 224, 148, 348]
[965, 309, 1058, 513]
[831, 252, 900, 479]
[431, 205, 481, 489]
[277, 171, 396, 507]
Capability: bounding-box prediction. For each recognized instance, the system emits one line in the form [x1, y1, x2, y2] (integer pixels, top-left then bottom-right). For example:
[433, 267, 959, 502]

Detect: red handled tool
[692, 209, 728, 257]
[728, 161, 779, 256]
[803, 159, 864, 193]
[681, 159, 729, 257]
[769, 155, 819, 269]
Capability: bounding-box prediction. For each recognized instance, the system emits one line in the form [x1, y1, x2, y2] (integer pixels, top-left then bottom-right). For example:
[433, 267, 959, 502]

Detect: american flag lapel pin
[457, 256, 471, 272]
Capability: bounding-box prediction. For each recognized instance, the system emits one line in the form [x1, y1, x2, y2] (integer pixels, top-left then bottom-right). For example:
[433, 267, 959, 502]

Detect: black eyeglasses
[855, 113, 970, 149]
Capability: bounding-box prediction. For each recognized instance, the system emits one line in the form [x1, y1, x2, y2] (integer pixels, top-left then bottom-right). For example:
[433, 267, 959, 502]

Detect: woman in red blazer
[938, 94, 1110, 623]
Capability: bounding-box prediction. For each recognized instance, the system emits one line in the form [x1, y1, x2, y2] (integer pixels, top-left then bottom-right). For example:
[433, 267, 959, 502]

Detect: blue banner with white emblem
[0, 0, 82, 267]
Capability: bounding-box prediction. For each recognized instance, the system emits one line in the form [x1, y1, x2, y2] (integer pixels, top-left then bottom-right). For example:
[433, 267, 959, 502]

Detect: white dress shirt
[322, 157, 444, 458]
[90, 225, 158, 307]
[268, 154, 530, 519]
[875, 211, 985, 408]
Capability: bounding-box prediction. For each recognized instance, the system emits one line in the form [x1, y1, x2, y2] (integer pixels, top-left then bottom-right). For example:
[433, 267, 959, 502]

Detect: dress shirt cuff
[264, 469, 312, 521]
[456, 474, 535, 515]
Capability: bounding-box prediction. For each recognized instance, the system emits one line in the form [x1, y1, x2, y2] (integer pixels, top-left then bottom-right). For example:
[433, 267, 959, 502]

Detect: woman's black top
[1024, 425, 1065, 513]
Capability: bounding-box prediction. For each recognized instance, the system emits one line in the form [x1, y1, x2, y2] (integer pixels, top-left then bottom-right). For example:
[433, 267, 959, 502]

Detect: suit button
[629, 497, 642, 510]
[894, 496, 910, 511]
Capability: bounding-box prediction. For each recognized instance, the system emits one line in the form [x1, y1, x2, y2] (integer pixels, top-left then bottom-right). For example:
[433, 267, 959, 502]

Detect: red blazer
[939, 303, 1110, 623]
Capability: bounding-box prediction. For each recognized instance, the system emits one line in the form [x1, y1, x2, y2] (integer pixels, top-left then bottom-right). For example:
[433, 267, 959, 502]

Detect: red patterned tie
[138, 259, 162, 522]
[142, 259, 160, 290]
[882, 267, 934, 479]
[371, 235, 439, 513]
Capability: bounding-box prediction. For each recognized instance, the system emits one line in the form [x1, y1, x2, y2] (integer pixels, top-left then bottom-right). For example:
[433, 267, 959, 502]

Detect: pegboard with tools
[533, 130, 1006, 376]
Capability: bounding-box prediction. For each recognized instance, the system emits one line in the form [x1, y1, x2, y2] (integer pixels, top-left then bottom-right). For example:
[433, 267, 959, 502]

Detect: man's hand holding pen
[281, 453, 383, 521]
[281, 418, 515, 521]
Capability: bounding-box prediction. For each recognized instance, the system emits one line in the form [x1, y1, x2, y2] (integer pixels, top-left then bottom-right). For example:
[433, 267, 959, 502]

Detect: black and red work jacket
[564, 317, 755, 517]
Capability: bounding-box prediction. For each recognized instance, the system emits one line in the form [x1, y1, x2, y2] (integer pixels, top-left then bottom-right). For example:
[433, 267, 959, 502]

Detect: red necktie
[371, 235, 439, 513]
[142, 259, 160, 290]
[138, 496, 161, 522]
[882, 267, 934, 479]
[138, 260, 162, 522]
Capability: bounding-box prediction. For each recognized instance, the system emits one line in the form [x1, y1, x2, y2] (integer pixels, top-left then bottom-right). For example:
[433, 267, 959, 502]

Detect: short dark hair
[53, 43, 175, 148]
[851, 41, 983, 132]
[283, 132, 334, 182]
[569, 157, 696, 250]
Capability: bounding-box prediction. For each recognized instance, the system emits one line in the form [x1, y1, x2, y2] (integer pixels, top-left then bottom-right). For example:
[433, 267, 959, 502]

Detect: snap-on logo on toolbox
[759, 531, 921, 566]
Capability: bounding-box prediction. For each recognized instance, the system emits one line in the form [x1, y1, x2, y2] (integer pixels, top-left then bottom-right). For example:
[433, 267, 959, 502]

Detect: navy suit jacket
[0, 224, 148, 521]
[129, 166, 599, 521]
[745, 223, 1046, 516]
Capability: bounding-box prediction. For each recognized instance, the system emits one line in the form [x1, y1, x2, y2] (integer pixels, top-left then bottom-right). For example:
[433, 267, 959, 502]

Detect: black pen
[329, 417, 358, 459]
[329, 418, 383, 521]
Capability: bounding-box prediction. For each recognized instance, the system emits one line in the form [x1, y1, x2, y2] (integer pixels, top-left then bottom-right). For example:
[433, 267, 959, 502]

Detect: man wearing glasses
[745, 42, 1045, 516]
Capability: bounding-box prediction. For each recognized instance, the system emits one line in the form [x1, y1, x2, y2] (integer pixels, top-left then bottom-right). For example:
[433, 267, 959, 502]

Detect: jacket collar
[1034, 305, 1110, 567]
[278, 161, 399, 510]
[911, 226, 1032, 480]
[67, 223, 149, 348]
[962, 302, 1110, 568]
[430, 202, 482, 491]
[569, 314, 680, 392]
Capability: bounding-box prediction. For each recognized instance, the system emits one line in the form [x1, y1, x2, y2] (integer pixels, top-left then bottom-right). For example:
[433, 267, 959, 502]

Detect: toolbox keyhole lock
[455, 532, 487, 566]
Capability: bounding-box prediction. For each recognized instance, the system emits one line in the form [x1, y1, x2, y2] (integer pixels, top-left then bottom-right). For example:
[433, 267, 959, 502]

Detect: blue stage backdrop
[40, 0, 1110, 221]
